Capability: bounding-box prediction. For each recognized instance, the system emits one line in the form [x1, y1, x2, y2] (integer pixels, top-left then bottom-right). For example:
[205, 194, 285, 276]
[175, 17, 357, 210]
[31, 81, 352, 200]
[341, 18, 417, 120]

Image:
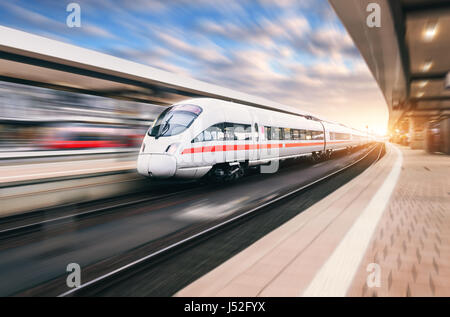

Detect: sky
[0, 0, 389, 135]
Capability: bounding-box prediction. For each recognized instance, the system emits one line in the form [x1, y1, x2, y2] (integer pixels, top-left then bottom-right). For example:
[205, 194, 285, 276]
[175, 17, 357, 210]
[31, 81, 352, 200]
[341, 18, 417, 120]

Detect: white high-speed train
[137, 98, 372, 181]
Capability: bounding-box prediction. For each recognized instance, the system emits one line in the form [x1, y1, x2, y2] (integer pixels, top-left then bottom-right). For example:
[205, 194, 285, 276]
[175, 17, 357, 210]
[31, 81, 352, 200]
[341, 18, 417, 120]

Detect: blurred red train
[41, 123, 144, 149]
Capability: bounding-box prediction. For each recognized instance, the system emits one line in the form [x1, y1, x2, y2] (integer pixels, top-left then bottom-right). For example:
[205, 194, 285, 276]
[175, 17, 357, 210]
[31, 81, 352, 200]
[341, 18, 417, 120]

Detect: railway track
[0, 182, 203, 239]
[58, 143, 384, 297]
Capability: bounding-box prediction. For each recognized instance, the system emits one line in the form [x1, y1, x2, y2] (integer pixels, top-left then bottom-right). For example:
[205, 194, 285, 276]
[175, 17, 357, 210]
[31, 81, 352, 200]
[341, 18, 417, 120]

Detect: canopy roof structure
[330, 0, 450, 130]
[0, 26, 320, 121]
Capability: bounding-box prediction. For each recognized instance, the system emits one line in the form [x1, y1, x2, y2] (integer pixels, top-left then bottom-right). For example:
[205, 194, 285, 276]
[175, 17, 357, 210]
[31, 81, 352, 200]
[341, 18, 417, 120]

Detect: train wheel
[227, 163, 245, 181]
[318, 150, 329, 160]
[236, 164, 245, 179]
[310, 152, 320, 163]
[206, 163, 245, 183]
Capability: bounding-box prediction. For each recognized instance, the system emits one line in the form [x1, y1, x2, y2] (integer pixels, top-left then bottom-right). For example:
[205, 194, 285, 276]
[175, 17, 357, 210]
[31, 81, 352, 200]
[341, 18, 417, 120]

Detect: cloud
[197, 13, 311, 48]
[0, 0, 388, 132]
[0, 1, 65, 31]
[308, 27, 359, 59]
[81, 23, 116, 38]
[0, 1, 116, 41]
[156, 32, 231, 65]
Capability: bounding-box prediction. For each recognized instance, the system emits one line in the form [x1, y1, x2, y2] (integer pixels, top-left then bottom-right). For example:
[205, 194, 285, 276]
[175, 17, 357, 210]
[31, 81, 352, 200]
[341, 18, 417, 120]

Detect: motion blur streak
[0, 82, 165, 152]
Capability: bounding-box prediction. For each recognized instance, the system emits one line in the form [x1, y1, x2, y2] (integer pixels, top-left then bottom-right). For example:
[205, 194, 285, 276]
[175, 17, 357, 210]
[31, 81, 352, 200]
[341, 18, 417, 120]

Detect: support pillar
[408, 116, 427, 150]
[440, 117, 450, 154]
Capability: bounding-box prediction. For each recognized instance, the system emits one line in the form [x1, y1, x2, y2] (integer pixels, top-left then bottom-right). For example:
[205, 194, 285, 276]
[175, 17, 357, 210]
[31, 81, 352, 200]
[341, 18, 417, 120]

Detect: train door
[224, 107, 251, 163]
[249, 120, 261, 162]
[318, 120, 327, 152]
[210, 111, 226, 166]
[260, 116, 275, 161]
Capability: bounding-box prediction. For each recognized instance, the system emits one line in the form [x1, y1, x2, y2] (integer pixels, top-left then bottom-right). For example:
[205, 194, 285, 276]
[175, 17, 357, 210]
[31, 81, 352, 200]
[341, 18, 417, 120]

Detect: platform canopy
[330, 0, 450, 129]
[0, 25, 320, 120]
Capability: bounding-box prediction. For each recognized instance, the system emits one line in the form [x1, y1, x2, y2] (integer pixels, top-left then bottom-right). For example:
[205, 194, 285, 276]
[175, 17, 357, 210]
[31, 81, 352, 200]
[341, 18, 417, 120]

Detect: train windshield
[148, 104, 202, 138]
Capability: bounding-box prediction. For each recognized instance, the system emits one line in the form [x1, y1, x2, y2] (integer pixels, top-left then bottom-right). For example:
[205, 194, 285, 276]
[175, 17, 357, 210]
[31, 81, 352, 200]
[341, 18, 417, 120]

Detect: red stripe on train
[181, 141, 352, 155]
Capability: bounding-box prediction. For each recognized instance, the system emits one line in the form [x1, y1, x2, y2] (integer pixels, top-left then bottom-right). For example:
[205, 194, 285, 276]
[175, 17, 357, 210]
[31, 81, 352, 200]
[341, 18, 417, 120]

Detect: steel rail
[58, 143, 382, 297]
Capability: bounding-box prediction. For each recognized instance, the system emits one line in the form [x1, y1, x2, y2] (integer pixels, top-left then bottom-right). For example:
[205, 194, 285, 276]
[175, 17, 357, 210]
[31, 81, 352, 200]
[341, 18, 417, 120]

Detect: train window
[272, 127, 281, 140]
[149, 104, 202, 138]
[192, 123, 225, 143]
[283, 128, 291, 140]
[305, 130, 312, 140]
[223, 123, 250, 141]
[243, 124, 252, 140]
[292, 129, 300, 140]
[233, 124, 251, 141]
[299, 129, 307, 140]
[192, 131, 204, 143]
[203, 129, 213, 142]
[208, 124, 225, 141]
[265, 126, 272, 140]
[254, 123, 259, 142]
[148, 107, 171, 137]
[333, 132, 350, 140]
[224, 123, 235, 141]
[312, 131, 324, 140]
[167, 112, 198, 136]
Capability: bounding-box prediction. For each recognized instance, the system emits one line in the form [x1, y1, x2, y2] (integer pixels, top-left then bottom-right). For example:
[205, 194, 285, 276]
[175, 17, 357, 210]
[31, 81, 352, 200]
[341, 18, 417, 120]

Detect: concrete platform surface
[0, 157, 136, 184]
[176, 144, 449, 297]
[347, 147, 450, 296]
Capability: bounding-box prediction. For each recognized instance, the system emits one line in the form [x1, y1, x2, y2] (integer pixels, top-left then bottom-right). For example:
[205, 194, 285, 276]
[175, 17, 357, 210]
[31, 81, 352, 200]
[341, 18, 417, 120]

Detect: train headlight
[165, 143, 180, 155]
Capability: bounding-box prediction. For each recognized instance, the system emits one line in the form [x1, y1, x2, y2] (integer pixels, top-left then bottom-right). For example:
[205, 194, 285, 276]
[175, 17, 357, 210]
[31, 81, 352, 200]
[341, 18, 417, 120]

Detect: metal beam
[406, 109, 450, 116]
[0, 75, 174, 106]
[0, 51, 201, 100]
[388, 0, 411, 96]
[410, 72, 447, 81]
[413, 108, 450, 112]
[410, 96, 450, 102]
[403, 1, 450, 17]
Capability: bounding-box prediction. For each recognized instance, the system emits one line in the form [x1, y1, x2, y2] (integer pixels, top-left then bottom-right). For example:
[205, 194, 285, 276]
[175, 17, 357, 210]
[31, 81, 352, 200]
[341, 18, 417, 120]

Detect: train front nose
[137, 153, 176, 178]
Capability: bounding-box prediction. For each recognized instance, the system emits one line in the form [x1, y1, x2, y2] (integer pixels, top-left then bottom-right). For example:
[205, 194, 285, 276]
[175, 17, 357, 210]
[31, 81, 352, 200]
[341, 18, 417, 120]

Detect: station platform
[0, 148, 135, 160]
[0, 156, 136, 184]
[176, 143, 449, 297]
[0, 154, 139, 216]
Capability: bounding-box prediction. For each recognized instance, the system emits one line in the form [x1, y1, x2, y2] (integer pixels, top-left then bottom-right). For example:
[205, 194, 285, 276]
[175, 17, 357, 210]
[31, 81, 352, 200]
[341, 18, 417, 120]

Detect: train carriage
[137, 98, 371, 180]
